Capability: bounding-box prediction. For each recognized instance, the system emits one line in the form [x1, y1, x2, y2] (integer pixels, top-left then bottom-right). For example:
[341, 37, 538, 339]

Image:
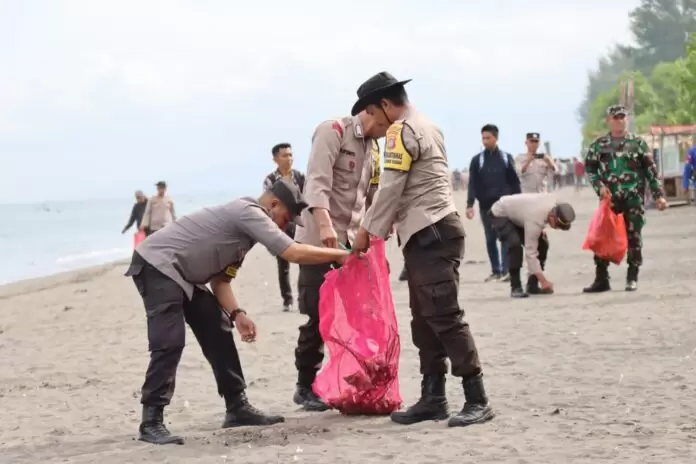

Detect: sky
[1, 0, 639, 204]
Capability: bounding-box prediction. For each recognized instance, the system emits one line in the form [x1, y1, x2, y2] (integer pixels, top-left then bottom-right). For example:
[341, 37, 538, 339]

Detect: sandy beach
[1, 188, 695, 464]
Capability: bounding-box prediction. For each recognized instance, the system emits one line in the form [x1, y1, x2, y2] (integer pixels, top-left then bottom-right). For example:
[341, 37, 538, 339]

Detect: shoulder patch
[331, 121, 344, 138]
[384, 123, 413, 172]
[224, 266, 238, 278]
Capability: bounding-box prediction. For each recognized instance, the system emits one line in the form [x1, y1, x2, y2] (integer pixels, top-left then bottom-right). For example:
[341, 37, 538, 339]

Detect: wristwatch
[228, 308, 247, 321]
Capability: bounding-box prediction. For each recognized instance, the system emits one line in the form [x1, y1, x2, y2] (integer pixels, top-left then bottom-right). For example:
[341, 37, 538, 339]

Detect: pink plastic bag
[133, 230, 146, 248]
[313, 238, 402, 415]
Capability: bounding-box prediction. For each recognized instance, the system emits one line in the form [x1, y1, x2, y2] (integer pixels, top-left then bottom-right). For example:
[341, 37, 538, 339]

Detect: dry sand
[1, 189, 696, 464]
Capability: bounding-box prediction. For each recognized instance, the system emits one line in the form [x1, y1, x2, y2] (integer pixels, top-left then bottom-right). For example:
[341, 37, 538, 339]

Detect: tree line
[579, 0, 696, 145]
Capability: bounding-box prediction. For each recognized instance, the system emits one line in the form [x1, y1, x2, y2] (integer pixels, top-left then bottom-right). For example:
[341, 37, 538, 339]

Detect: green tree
[582, 71, 658, 145]
[650, 60, 691, 124]
[680, 33, 696, 116]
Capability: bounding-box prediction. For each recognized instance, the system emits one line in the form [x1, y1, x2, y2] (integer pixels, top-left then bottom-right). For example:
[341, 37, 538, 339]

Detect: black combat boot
[448, 373, 495, 427]
[222, 391, 285, 428]
[583, 261, 611, 293]
[625, 265, 638, 291]
[509, 269, 528, 298]
[138, 405, 184, 445]
[293, 384, 329, 412]
[398, 267, 408, 282]
[390, 375, 449, 425]
[526, 275, 540, 294]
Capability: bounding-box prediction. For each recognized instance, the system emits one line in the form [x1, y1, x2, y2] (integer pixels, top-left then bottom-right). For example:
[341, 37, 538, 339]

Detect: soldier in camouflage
[583, 104, 667, 292]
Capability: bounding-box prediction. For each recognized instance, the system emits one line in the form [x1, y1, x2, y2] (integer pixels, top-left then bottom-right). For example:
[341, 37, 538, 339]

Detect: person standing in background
[573, 157, 585, 191]
[263, 143, 306, 312]
[465, 124, 521, 282]
[122, 190, 148, 234]
[682, 143, 696, 202]
[519, 132, 556, 193]
[140, 181, 176, 236]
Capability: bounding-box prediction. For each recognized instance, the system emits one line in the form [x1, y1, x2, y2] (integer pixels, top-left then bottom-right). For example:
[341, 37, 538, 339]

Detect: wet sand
[1, 188, 695, 463]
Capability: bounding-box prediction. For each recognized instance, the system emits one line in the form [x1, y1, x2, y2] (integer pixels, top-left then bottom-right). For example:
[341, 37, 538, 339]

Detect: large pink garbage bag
[133, 230, 146, 248]
[313, 238, 402, 415]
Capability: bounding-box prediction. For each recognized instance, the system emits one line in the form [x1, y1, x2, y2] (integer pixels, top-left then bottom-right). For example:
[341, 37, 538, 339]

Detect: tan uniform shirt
[490, 193, 557, 275]
[131, 198, 294, 299]
[142, 195, 176, 231]
[362, 107, 457, 247]
[295, 116, 379, 246]
[520, 158, 553, 193]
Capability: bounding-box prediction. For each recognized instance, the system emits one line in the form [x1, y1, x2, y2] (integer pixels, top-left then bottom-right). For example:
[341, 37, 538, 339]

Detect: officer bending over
[489, 193, 575, 298]
[125, 180, 349, 445]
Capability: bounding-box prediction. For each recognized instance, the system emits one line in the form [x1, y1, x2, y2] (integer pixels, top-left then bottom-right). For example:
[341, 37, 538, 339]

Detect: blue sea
[0, 192, 236, 285]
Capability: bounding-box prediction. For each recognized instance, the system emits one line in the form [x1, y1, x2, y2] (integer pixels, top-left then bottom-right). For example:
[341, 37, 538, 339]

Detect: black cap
[351, 72, 412, 116]
[553, 203, 576, 230]
[155, 181, 167, 188]
[606, 105, 627, 116]
[270, 179, 308, 226]
[526, 132, 540, 141]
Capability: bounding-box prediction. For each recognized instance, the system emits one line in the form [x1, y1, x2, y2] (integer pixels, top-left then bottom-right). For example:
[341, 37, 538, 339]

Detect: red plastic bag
[582, 198, 628, 264]
[133, 230, 146, 248]
[313, 238, 402, 415]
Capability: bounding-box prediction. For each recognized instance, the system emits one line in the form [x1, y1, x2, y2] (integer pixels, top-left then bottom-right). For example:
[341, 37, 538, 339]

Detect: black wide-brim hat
[351, 72, 412, 116]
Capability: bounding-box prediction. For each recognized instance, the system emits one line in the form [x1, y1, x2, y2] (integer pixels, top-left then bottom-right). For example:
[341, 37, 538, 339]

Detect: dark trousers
[129, 254, 246, 406]
[480, 206, 508, 274]
[403, 213, 482, 379]
[294, 262, 332, 387]
[277, 223, 296, 305]
[490, 215, 548, 287]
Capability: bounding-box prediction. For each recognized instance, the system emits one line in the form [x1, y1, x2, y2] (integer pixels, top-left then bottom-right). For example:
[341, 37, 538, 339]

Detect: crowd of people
[121, 72, 669, 446]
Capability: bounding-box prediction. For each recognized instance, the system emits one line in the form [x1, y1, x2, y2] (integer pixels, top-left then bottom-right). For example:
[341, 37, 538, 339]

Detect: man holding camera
[519, 132, 556, 194]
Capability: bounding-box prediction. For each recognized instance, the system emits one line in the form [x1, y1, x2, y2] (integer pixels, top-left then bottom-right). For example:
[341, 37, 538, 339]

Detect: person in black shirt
[465, 124, 521, 282]
[122, 190, 148, 234]
[263, 143, 306, 312]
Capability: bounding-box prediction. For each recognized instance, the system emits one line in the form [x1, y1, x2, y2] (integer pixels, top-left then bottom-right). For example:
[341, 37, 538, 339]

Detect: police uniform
[520, 133, 554, 194]
[489, 193, 575, 297]
[353, 72, 493, 428]
[292, 115, 380, 410]
[125, 180, 305, 444]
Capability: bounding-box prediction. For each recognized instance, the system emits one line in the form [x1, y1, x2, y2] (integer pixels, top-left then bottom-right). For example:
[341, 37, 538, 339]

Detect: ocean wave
[55, 247, 131, 264]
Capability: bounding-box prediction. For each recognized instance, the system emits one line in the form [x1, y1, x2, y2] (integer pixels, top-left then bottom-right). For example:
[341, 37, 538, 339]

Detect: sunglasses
[611, 114, 626, 120]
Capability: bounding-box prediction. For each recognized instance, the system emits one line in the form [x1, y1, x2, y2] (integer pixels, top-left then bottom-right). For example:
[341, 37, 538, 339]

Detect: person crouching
[488, 193, 575, 298]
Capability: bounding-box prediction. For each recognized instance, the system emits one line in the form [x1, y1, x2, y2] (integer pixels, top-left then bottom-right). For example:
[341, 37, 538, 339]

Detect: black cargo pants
[489, 213, 548, 286]
[276, 222, 296, 305]
[403, 213, 482, 379]
[294, 262, 333, 387]
[127, 252, 246, 407]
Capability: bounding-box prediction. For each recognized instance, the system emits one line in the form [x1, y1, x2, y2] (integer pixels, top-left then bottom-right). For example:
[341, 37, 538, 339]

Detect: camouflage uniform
[583, 105, 664, 292]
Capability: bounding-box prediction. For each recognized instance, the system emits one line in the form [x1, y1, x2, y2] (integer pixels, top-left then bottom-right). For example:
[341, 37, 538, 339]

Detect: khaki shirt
[520, 158, 553, 193]
[142, 195, 176, 231]
[295, 116, 379, 246]
[490, 193, 557, 275]
[362, 107, 457, 247]
[130, 197, 294, 299]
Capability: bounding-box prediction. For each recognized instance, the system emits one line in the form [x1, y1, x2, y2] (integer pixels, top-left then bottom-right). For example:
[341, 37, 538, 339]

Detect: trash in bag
[133, 230, 146, 248]
[313, 238, 402, 415]
[582, 198, 628, 264]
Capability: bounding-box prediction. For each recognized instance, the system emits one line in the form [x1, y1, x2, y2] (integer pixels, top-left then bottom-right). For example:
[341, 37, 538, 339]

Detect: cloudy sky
[1, 0, 638, 203]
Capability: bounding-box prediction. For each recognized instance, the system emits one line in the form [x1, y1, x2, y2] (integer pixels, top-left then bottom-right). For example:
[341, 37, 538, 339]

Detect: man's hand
[319, 224, 338, 248]
[599, 185, 611, 200]
[538, 276, 554, 294]
[465, 208, 475, 219]
[655, 197, 668, 211]
[352, 227, 370, 254]
[235, 313, 257, 343]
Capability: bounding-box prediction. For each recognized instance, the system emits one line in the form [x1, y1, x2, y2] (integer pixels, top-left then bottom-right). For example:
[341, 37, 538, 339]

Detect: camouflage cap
[606, 105, 627, 116]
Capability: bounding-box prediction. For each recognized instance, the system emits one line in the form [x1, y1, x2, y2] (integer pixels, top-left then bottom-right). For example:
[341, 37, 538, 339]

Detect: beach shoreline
[2, 189, 696, 463]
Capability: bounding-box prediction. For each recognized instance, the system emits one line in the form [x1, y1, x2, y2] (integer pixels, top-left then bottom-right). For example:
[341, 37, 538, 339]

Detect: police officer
[488, 193, 576, 298]
[126, 180, 349, 445]
[292, 109, 387, 411]
[519, 132, 556, 193]
[352, 72, 494, 428]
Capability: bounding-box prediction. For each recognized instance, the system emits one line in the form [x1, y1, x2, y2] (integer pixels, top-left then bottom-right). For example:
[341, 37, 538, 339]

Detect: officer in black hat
[352, 72, 495, 428]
